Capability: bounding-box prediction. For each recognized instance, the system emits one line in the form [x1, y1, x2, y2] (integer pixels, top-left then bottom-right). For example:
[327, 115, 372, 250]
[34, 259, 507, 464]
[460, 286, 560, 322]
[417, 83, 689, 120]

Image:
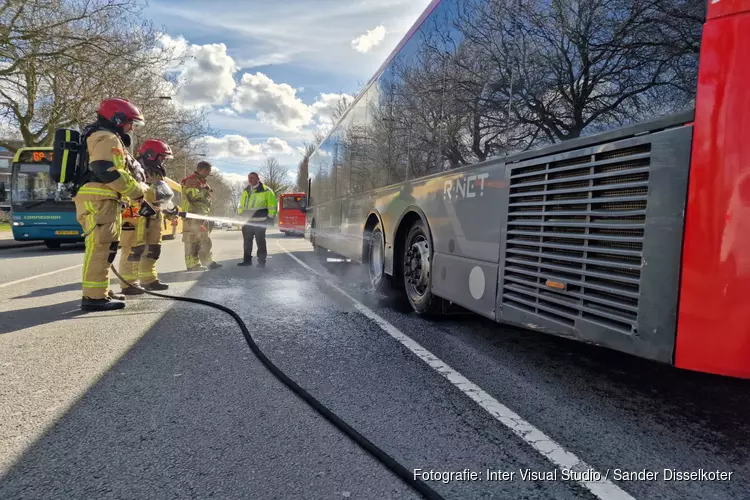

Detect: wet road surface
[0, 229, 748, 500]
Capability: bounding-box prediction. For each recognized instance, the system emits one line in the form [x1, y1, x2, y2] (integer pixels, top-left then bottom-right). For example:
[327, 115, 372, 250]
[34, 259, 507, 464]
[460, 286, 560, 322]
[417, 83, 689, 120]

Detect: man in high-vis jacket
[118, 139, 175, 294]
[237, 171, 277, 268]
[181, 161, 222, 271]
[73, 98, 150, 312]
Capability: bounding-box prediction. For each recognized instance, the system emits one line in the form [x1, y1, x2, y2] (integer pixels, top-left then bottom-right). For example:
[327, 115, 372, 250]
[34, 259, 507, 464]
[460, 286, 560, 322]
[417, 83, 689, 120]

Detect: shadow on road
[0, 253, 411, 500]
[6, 269, 213, 301]
[0, 300, 87, 336]
[10, 282, 80, 300]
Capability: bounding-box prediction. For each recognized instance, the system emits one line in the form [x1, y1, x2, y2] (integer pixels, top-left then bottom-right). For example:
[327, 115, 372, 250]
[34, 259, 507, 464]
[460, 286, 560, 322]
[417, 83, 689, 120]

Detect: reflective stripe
[136, 218, 146, 242]
[82, 281, 109, 288]
[78, 186, 119, 198]
[121, 172, 142, 198]
[82, 201, 97, 287]
[60, 129, 71, 183]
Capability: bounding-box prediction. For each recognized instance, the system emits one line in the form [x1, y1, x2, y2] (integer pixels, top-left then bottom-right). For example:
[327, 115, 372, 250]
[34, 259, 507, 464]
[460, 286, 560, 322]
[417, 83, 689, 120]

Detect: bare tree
[296, 142, 317, 192]
[260, 157, 292, 195]
[330, 94, 353, 123]
[453, 0, 703, 144]
[227, 180, 245, 215]
[0, 0, 210, 152]
[206, 173, 233, 217]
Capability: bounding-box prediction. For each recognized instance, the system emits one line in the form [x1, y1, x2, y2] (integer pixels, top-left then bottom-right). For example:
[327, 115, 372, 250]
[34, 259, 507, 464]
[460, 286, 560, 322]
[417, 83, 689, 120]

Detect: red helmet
[97, 98, 145, 128]
[138, 139, 173, 161]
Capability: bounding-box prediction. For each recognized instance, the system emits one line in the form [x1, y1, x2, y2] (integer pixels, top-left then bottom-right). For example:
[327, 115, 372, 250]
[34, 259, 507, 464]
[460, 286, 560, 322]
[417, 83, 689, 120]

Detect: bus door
[278, 193, 307, 235]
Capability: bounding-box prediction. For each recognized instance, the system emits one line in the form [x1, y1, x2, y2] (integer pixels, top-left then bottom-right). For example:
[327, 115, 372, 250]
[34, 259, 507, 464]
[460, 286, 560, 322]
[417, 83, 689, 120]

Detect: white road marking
[0, 264, 83, 290]
[277, 241, 635, 500]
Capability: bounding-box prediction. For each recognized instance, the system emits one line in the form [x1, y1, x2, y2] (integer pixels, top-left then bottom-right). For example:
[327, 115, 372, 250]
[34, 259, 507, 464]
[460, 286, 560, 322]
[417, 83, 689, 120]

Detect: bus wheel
[44, 240, 61, 249]
[403, 219, 442, 315]
[367, 223, 389, 293]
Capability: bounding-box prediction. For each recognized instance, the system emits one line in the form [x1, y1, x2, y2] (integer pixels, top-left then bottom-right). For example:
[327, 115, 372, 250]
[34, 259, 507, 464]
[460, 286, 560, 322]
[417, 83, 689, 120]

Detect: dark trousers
[241, 224, 267, 263]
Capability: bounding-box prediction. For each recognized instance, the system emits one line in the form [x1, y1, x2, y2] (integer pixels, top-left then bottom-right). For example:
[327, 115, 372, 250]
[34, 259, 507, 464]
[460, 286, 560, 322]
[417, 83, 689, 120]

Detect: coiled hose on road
[110, 265, 445, 500]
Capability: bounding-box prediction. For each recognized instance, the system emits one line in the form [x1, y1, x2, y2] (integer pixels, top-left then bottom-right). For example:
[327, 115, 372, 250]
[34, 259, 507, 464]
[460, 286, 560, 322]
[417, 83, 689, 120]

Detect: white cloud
[310, 92, 355, 123]
[264, 137, 294, 155]
[231, 72, 313, 131]
[197, 135, 298, 160]
[148, 1, 432, 79]
[351, 25, 387, 53]
[228, 74, 355, 133]
[199, 135, 262, 158]
[237, 53, 295, 69]
[216, 171, 248, 186]
[160, 34, 239, 108]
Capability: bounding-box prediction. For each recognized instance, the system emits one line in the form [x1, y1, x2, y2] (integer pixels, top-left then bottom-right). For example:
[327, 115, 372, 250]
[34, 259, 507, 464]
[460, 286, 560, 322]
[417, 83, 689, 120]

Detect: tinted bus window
[12, 163, 73, 202]
[312, 0, 706, 195]
[282, 196, 306, 210]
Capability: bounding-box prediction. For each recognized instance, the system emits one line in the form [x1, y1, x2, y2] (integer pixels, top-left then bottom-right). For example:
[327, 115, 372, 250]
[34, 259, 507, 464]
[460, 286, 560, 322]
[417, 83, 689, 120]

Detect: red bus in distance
[278, 193, 306, 236]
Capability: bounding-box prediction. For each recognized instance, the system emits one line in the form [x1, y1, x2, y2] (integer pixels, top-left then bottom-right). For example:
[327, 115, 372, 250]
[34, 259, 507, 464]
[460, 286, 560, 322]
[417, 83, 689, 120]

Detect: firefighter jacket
[121, 159, 148, 219]
[182, 172, 212, 215]
[74, 129, 147, 205]
[238, 183, 277, 222]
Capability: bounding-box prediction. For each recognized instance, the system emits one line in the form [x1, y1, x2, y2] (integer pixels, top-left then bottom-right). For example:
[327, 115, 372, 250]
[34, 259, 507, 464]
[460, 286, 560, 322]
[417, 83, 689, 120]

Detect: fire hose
[108, 264, 446, 500]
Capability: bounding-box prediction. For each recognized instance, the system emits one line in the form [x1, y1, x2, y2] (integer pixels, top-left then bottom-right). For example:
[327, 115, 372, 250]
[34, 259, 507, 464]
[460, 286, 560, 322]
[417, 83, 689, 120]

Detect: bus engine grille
[501, 143, 651, 335]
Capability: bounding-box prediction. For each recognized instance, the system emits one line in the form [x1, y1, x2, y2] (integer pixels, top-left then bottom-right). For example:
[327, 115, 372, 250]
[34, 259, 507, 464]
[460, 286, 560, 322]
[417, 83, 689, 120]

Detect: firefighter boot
[81, 296, 126, 312]
[142, 280, 169, 291]
[121, 285, 145, 296]
[108, 290, 126, 300]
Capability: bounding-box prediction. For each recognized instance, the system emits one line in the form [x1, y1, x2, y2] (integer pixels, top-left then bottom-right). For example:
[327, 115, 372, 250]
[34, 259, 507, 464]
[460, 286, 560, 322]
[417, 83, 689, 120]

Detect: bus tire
[365, 222, 389, 293]
[403, 218, 443, 315]
[44, 240, 61, 249]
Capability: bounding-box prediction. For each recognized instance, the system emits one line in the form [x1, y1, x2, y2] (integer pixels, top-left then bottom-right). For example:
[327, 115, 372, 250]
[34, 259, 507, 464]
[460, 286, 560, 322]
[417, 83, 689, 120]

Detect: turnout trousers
[182, 218, 214, 269]
[241, 223, 268, 263]
[74, 196, 122, 300]
[119, 213, 163, 287]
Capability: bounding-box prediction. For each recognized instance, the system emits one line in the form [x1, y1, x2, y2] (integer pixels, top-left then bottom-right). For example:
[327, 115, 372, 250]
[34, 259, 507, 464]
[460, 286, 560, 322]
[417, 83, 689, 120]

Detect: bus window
[12, 163, 73, 203]
[282, 195, 306, 210]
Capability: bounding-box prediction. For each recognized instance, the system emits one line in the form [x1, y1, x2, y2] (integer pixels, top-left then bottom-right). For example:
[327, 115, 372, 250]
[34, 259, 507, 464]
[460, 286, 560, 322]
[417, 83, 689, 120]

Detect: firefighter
[181, 161, 222, 271]
[237, 171, 277, 268]
[73, 98, 149, 312]
[117, 139, 175, 294]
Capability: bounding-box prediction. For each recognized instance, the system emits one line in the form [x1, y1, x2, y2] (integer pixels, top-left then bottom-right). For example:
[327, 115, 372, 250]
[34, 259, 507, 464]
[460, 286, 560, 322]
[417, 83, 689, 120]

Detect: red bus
[278, 193, 307, 236]
[305, 0, 750, 379]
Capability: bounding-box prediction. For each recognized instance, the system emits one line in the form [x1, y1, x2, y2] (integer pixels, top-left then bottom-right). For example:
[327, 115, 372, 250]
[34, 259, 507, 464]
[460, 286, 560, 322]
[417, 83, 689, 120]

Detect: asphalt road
[0, 229, 748, 500]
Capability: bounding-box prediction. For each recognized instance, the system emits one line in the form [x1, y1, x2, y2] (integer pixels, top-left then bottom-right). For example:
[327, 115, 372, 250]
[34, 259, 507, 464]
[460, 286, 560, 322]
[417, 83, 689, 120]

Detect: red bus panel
[278, 193, 306, 234]
[707, 0, 750, 20]
[676, 11, 750, 378]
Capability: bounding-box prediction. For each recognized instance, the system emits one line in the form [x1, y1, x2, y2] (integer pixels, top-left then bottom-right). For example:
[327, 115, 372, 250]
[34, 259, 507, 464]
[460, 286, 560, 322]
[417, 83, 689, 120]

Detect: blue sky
[144, 0, 434, 184]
